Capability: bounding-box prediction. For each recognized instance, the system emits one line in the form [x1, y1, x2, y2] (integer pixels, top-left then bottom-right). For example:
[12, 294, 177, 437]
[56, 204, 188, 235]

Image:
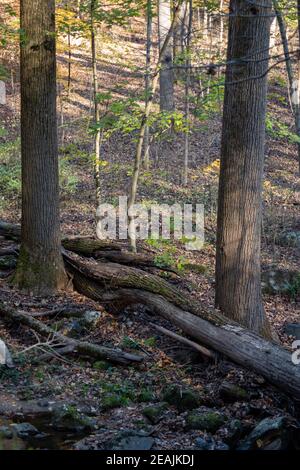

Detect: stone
[52, 406, 96, 432]
[237, 416, 291, 450]
[0, 255, 17, 270]
[143, 403, 167, 424]
[161, 384, 201, 412]
[106, 430, 154, 450]
[186, 409, 227, 433]
[283, 323, 300, 339]
[223, 419, 244, 447]
[0, 426, 13, 439]
[11, 423, 39, 439]
[219, 381, 249, 403]
[194, 436, 229, 450]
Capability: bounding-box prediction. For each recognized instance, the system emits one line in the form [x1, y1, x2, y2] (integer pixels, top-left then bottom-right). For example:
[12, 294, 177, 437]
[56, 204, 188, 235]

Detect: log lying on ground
[0, 302, 142, 366]
[72, 271, 300, 399]
[1, 220, 300, 399]
[0, 222, 175, 272]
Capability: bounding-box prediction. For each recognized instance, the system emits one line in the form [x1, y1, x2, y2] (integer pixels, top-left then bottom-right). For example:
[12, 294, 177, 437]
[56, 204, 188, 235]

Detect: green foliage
[59, 157, 79, 193]
[287, 273, 300, 299]
[266, 113, 300, 144]
[0, 139, 21, 201]
[99, 380, 136, 410]
[192, 75, 224, 121]
[121, 336, 140, 350]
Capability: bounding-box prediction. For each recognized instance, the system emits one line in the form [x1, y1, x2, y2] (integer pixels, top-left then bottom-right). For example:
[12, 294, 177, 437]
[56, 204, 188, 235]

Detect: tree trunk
[143, 0, 153, 170]
[1, 221, 300, 398]
[158, 0, 174, 111]
[15, 0, 67, 295]
[273, 0, 300, 174]
[215, 0, 273, 338]
[183, 0, 192, 186]
[90, 0, 101, 206]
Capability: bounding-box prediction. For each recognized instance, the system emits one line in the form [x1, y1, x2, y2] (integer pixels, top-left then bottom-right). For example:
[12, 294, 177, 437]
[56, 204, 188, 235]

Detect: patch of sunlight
[203, 159, 220, 175]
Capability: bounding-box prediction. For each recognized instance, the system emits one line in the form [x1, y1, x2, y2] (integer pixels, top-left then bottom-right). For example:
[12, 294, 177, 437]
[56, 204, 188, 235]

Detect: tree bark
[0, 302, 142, 365]
[90, 0, 101, 205]
[158, 0, 175, 111]
[215, 0, 273, 338]
[1, 221, 300, 398]
[15, 0, 67, 295]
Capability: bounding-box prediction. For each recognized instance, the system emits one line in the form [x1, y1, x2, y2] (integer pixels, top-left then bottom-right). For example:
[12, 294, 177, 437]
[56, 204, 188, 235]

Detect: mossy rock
[161, 384, 201, 412]
[52, 406, 95, 432]
[143, 403, 168, 424]
[219, 381, 249, 403]
[186, 410, 227, 433]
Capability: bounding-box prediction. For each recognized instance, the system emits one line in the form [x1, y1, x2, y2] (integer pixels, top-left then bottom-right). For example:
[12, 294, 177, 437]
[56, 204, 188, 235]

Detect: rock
[161, 384, 201, 412]
[186, 409, 227, 433]
[223, 419, 244, 447]
[11, 423, 39, 439]
[52, 406, 96, 432]
[219, 381, 249, 403]
[83, 310, 102, 326]
[0, 255, 17, 270]
[143, 403, 167, 424]
[106, 430, 154, 450]
[277, 231, 300, 248]
[0, 339, 14, 368]
[283, 323, 300, 339]
[0, 426, 13, 439]
[194, 436, 229, 450]
[261, 269, 300, 295]
[237, 416, 291, 450]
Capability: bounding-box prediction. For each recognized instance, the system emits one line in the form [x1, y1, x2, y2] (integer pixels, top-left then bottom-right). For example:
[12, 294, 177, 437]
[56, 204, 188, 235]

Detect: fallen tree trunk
[1, 220, 300, 399]
[72, 271, 300, 399]
[0, 302, 142, 365]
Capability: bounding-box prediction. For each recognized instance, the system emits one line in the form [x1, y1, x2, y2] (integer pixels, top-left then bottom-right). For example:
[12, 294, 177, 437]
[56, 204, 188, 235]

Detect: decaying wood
[1, 220, 300, 399]
[72, 272, 300, 399]
[149, 322, 215, 359]
[0, 302, 142, 365]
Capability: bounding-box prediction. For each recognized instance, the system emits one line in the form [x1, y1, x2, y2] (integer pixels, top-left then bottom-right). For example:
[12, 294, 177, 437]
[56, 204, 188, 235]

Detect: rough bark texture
[1, 221, 300, 399]
[215, 0, 272, 338]
[0, 302, 142, 365]
[158, 0, 175, 111]
[15, 0, 67, 294]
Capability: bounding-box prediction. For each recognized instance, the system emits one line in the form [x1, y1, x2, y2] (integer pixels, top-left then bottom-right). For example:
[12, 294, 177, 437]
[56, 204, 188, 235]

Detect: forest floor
[0, 17, 300, 450]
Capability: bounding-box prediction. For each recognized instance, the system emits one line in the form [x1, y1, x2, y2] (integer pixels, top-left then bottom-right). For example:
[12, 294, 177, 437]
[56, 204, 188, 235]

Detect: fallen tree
[0, 302, 142, 366]
[1, 220, 300, 399]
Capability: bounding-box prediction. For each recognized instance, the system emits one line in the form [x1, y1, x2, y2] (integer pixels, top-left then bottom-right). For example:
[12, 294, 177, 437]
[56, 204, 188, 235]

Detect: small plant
[287, 273, 300, 299]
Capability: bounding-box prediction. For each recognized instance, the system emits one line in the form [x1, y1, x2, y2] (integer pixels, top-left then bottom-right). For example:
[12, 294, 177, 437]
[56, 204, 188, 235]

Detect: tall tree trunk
[14, 0, 67, 295]
[215, 0, 273, 338]
[144, 0, 153, 170]
[273, 0, 300, 174]
[158, 0, 175, 111]
[183, 0, 192, 185]
[297, 0, 300, 173]
[128, 3, 183, 251]
[90, 0, 101, 206]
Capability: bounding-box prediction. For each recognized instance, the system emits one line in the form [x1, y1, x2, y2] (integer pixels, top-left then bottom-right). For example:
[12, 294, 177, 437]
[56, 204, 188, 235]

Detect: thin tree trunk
[215, 0, 273, 338]
[90, 0, 101, 206]
[144, 0, 153, 170]
[183, 0, 192, 185]
[158, 0, 175, 111]
[14, 0, 67, 295]
[128, 3, 183, 251]
[273, 0, 300, 173]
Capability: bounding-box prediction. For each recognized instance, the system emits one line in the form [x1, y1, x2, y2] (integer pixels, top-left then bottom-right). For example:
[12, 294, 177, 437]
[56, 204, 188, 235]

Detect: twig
[149, 322, 215, 359]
